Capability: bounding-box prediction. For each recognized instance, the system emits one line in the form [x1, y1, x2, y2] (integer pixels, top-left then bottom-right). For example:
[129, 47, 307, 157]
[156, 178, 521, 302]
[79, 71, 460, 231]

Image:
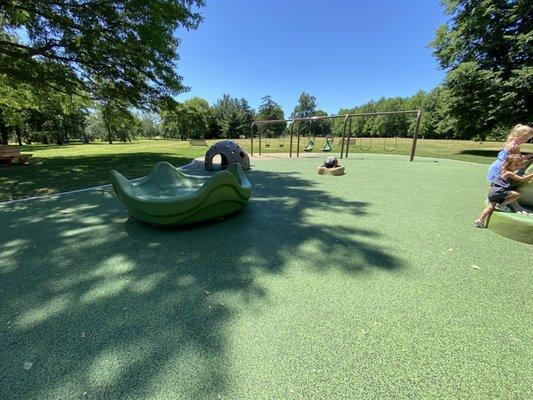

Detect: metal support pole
[289, 122, 294, 158]
[250, 122, 255, 156]
[410, 111, 422, 162]
[339, 115, 349, 159]
[345, 116, 352, 158]
[296, 122, 301, 158]
[258, 125, 262, 156]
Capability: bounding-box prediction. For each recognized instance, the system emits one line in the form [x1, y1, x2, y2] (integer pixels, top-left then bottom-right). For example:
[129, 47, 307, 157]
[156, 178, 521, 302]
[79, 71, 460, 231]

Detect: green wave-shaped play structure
[517, 164, 533, 208]
[110, 162, 252, 226]
[486, 211, 532, 245]
[486, 164, 533, 245]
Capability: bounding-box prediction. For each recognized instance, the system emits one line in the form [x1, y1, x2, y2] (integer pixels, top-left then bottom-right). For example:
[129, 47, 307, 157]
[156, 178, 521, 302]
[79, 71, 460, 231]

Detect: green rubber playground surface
[0, 154, 531, 399]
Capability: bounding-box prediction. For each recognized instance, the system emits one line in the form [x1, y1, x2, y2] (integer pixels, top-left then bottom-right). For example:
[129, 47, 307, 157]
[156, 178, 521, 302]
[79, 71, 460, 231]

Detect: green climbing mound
[518, 164, 533, 208]
[110, 162, 252, 226]
[486, 210, 533, 245]
[487, 164, 533, 244]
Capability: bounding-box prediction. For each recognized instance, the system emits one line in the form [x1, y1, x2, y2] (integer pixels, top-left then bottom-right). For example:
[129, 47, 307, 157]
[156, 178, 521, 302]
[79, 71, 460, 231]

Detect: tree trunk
[103, 117, 113, 144]
[0, 123, 8, 145]
[56, 131, 65, 145]
[15, 128, 22, 146]
[0, 109, 7, 144]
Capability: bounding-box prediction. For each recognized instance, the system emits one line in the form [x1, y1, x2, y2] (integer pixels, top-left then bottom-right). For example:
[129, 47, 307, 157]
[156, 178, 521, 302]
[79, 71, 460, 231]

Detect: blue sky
[175, 0, 448, 115]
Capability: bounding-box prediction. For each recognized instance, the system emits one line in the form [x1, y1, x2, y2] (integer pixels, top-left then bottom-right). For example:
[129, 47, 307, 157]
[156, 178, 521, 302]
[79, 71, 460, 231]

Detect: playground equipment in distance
[250, 110, 422, 161]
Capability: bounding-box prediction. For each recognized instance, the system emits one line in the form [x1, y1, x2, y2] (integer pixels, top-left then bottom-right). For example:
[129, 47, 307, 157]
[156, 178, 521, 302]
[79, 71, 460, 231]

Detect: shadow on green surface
[0, 152, 193, 201]
[0, 170, 402, 399]
[19, 142, 145, 152]
[459, 149, 501, 158]
[459, 149, 532, 159]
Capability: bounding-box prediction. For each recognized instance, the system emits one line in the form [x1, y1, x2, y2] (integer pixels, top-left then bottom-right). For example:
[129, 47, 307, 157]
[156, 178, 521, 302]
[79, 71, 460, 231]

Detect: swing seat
[358, 137, 373, 151]
[110, 162, 252, 226]
[322, 139, 332, 152]
[383, 134, 398, 152]
[304, 140, 315, 152]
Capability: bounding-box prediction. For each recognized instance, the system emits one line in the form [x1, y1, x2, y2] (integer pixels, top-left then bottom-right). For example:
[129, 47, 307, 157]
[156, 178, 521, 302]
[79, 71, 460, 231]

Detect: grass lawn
[250, 136, 533, 164]
[1, 138, 532, 202]
[0, 141, 198, 202]
[0, 155, 531, 399]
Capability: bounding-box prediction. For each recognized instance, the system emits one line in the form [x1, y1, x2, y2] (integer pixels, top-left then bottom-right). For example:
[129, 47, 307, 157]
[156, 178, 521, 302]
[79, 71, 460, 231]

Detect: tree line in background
[0, 0, 531, 145]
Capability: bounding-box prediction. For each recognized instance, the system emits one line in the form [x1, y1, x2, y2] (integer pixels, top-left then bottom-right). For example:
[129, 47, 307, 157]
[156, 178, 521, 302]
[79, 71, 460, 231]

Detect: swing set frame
[251, 110, 422, 161]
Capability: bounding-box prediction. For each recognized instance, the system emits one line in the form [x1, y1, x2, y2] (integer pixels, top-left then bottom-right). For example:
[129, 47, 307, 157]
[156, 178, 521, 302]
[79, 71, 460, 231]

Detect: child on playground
[475, 154, 533, 228]
[487, 124, 533, 183]
[486, 124, 533, 211]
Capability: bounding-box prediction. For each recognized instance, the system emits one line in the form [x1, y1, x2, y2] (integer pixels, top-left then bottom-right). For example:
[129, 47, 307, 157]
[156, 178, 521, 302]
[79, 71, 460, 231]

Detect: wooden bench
[188, 139, 207, 147]
[0, 145, 33, 167]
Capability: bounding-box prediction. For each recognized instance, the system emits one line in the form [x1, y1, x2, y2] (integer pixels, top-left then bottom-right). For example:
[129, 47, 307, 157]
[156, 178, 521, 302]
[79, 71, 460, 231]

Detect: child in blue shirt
[487, 124, 533, 184]
[476, 154, 533, 228]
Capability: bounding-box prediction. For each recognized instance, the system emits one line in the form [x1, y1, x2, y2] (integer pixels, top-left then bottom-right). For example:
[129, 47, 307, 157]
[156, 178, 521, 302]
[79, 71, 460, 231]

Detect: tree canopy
[213, 94, 255, 138]
[257, 95, 284, 121]
[256, 95, 286, 137]
[431, 0, 531, 73]
[430, 0, 532, 138]
[0, 0, 205, 108]
[291, 92, 317, 119]
[160, 97, 211, 140]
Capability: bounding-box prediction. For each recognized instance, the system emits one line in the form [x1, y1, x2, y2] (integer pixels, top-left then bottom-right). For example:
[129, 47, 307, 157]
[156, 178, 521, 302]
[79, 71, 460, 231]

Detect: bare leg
[500, 191, 520, 207]
[476, 191, 524, 227]
[475, 203, 496, 228]
[476, 192, 521, 227]
[508, 192, 531, 214]
[477, 203, 496, 225]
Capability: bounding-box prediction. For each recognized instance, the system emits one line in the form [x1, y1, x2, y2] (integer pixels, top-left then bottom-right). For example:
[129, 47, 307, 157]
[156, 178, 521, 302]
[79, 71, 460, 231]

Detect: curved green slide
[110, 162, 252, 226]
[486, 164, 533, 245]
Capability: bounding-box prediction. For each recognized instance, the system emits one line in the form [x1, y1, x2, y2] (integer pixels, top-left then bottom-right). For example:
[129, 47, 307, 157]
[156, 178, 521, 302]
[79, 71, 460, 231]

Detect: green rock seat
[110, 162, 252, 226]
[486, 164, 533, 245]
[486, 210, 533, 245]
[517, 164, 533, 208]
